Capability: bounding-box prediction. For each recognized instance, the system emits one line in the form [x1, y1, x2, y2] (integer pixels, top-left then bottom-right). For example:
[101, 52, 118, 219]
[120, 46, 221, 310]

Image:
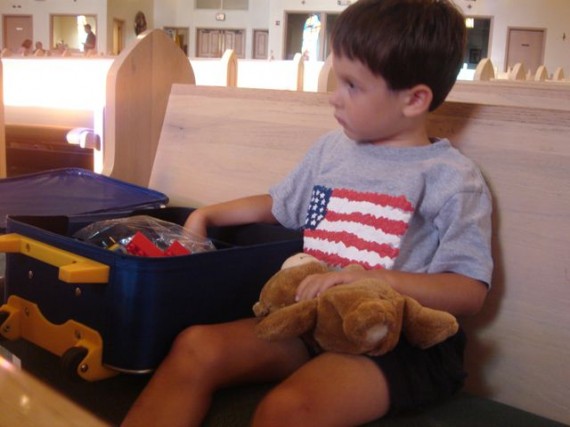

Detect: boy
[122, 0, 492, 426]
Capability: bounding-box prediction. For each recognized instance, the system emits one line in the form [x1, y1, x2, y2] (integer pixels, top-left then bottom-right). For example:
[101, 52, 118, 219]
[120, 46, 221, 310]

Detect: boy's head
[331, 0, 466, 111]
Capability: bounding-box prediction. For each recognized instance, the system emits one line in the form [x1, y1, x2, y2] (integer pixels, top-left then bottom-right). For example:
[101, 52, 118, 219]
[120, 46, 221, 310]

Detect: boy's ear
[402, 84, 433, 117]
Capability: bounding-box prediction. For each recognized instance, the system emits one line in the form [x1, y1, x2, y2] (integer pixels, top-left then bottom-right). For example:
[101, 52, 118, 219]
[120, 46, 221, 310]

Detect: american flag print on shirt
[303, 185, 414, 270]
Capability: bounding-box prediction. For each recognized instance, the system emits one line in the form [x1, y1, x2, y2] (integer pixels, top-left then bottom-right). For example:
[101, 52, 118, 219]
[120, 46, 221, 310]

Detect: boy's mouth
[334, 114, 346, 128]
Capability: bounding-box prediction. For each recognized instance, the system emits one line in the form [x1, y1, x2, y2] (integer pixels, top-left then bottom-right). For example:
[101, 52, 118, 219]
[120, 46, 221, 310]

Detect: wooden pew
[190, 49, 238, 88]
[448, 79, 570, 111]
[237, 53, 305, 91]
[317, 53, 336, 92]
[473, 57, 495, 81]
[0, 357, 108, 427]
[509, 63, 527, 80]
[553, 66, 565, 81]
[149, 84, 570, 426]
[4, 124, 93, 176]
[103, 29, 195, 187]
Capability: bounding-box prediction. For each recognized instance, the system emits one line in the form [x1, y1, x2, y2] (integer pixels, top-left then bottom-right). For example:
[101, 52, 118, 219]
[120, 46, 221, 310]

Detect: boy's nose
[329, 90, 341, 108]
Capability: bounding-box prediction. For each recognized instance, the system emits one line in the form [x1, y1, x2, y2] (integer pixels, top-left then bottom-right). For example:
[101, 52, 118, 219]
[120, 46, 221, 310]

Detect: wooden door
[253, 30, 269, 59]
[3, 15, 33, 53]
[197, 29, 222, 57]
[506, 28, 545, 75]
[112, 19, 125, 55]
[197, 29, 245, 58]
[224, 30, 245, 57]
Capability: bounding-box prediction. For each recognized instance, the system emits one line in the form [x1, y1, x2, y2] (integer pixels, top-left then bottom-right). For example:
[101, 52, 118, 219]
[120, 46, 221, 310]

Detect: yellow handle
[0, 233, 109, 284]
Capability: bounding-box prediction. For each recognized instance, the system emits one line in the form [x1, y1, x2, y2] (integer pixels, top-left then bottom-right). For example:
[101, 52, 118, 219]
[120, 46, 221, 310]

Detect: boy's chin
[342, 128, 360, 141]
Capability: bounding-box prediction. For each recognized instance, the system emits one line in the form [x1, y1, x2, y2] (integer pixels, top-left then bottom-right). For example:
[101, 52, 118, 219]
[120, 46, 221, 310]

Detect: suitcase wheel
[61, 346, 89, 381]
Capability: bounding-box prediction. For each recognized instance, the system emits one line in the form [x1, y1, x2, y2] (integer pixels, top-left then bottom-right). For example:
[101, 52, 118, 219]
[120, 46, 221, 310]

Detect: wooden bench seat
[0, 338, 566, 426]
[146, 85, 570, 426]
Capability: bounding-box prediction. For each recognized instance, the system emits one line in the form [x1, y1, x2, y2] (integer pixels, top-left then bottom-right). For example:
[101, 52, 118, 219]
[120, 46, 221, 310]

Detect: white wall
[165, 0, 269, 58]
[108, 0, 154, 53]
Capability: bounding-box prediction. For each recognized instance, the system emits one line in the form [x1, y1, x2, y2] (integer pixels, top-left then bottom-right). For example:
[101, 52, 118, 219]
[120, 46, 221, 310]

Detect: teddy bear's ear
[281, 253, 320, 270]
[402, 297, 459, 349]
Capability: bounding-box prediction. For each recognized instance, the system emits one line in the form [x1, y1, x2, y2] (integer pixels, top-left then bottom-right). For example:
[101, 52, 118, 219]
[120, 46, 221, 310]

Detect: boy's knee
[168, 325, 225, 369]
[252, 385, 313, 427]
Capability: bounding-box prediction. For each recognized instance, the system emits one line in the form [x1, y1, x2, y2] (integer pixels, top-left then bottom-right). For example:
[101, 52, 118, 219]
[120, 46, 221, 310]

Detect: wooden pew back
[449, 80, 570, 111]
[150, 85, 570, 426]
[104, 29, 195, 187]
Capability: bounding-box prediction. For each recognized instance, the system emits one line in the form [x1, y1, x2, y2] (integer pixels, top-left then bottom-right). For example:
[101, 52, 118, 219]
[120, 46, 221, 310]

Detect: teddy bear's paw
[252, 301, 268, 317]
[253, 261, 328, 318]
[254, 299, 318, 341]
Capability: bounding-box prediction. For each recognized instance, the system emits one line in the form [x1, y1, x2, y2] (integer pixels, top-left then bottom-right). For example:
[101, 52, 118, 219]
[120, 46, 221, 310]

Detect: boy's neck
[368, 124, 431, 148]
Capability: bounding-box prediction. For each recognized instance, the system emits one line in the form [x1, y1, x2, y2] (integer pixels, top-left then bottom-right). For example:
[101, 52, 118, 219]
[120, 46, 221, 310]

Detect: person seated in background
[18, 39, 33, 56]
[33, 41, 47, 56]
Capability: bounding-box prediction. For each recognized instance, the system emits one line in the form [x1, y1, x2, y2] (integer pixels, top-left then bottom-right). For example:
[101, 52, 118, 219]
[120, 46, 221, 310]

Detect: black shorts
[370, 328, 467, 413]
[304, 328, 467, 413]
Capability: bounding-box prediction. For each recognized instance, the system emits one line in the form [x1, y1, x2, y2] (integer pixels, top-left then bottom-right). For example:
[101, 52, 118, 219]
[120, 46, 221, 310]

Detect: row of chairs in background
[474, 57, 566, 82]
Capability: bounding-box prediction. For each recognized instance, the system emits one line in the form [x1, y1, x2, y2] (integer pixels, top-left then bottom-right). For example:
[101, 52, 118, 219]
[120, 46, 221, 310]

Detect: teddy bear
[252, 254, 459, 356]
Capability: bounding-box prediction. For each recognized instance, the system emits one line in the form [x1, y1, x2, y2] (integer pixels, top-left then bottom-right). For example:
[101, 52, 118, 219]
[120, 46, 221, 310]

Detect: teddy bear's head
[253, 254, 459, 356]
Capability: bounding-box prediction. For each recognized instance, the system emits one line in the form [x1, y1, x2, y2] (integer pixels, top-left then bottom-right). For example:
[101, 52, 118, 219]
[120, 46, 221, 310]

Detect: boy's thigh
[268, 352, 391, 424]
[187, 318, 311, 385]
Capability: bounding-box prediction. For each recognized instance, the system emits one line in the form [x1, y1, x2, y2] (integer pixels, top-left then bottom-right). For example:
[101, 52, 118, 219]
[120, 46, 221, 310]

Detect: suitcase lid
[0, 168, 168, 230]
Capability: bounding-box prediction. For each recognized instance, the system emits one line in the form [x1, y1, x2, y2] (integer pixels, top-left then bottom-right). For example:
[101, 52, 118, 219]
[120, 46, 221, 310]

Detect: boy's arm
[296, 269, 487, 317]
[382, 271, 488, 317]
[184, 194, 277, 238]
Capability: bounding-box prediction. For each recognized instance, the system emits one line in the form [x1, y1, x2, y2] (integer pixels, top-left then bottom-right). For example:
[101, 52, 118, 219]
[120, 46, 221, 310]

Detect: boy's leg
[253, 351, 390, 427]
[121, 318, 310, 427]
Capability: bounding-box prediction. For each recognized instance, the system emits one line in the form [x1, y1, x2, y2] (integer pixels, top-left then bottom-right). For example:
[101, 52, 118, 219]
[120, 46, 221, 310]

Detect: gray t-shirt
[270, 130, 493, 286]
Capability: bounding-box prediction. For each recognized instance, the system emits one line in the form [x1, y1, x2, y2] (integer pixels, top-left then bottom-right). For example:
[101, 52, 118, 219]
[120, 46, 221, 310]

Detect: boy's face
[329, 55, 419, 146]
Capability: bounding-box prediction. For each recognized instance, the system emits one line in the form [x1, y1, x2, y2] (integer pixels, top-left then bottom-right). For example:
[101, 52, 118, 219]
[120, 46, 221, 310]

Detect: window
[196, 0, 248, 10]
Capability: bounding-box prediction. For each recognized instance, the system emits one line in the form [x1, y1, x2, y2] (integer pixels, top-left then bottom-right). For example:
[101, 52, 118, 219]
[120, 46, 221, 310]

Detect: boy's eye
[344, 80, 357, 90]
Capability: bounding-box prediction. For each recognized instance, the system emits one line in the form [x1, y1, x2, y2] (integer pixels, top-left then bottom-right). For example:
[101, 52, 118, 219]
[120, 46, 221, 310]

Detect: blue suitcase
[0, 208, 302, 381]
[0, 168, 168, 233]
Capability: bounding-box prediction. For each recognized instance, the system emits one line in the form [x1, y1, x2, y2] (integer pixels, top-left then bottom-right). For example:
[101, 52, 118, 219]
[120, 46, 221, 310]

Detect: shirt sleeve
[269, 136, 329, 229]
[429, 188, 494, 287]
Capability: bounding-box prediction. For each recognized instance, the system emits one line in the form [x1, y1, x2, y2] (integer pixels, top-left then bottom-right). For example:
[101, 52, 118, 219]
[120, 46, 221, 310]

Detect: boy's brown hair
[331, 0, 466, 111]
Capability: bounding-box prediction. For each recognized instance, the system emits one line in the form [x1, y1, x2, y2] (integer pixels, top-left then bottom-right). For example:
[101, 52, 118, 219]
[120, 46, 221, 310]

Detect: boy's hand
[184, 209, 208, 240]
[295, 268, 372, 301]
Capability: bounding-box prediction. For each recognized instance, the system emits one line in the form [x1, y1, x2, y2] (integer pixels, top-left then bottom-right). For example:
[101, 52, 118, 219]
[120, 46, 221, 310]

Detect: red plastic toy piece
[126, 232, 165, 257]
[164, 241, 191, 256]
